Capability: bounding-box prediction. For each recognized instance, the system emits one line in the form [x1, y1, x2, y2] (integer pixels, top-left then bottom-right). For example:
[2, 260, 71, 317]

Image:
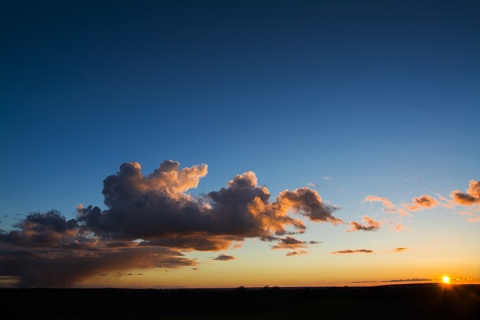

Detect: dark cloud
[213, 254, 236, 261]
[271, 236, 307, 250]
[331, 249, 373, 254]
[348, 215, 380, 232]
[78, 161, 342, 250]
[0, 160, 343, 287]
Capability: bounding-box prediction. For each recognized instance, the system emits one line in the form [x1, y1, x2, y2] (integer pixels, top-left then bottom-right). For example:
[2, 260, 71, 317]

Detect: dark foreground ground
[2, 284, 480, 319]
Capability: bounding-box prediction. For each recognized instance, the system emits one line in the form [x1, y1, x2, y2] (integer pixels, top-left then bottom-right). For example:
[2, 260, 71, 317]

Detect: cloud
[364, 195, 409, 216]
[286, 250, 308, 256]
[450, 180, 480, 206]
[271, 236, 307, 249]
[364, 195, 394, 209]
[394, 247, 408, 252]
[406, 195, 439, 211]
[392, 223, 406, 232]
[465, 215, 480, 223]
[77, 161, 343, 250]
[0, 219, 196, 288]
[348, 215, 381, 232]
[0, 160, 343, 287]
[213, 254, 236, 261]
[331, 249, 373, 254]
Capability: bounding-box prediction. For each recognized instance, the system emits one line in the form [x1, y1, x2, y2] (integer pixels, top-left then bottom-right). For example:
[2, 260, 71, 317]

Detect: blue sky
[1, 0, 479, 288]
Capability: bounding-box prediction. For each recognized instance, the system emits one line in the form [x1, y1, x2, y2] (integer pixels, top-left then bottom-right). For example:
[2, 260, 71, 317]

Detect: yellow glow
[442, 275, 450, 284]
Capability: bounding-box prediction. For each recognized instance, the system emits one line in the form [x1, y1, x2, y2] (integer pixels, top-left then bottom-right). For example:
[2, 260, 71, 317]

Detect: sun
[442, 275, 450, 284]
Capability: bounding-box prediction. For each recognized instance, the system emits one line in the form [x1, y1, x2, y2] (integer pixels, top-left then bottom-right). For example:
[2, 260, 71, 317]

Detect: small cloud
[331, 249, 373, 254]
[192, 268, 198, 271]
[364, 195, 409, 216]
[348, 215, 381, 232]
[307, 182, 318, 187]
[213, 254, 236, 261]
[322, 177, 332, 181]
[286, 250, 308, 256]
[394, 247, 408, 252]
[450, 180, 480, 206]
[271, 236, 307, 250]
[364, 195, 394, 209]
[406, 195, 439, 211]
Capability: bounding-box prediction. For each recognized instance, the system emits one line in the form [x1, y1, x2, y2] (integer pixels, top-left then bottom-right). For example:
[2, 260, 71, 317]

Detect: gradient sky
[1, 0, 479, 288]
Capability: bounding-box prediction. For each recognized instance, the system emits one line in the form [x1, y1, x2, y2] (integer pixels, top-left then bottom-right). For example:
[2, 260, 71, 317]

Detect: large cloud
[78, 161, 342, 251]
[0, 160, 343, 287]
[0, 210, 196, 287]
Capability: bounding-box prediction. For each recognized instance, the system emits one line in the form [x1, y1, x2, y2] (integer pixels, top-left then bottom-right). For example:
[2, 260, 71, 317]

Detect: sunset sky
[1, 0, 479, 288]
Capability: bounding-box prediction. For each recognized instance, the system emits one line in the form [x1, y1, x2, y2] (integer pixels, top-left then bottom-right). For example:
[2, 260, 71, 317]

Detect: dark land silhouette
[2, 283, 480, 319]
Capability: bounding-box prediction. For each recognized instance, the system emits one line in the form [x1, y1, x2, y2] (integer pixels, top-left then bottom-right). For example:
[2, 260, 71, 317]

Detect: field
[2, 284, 479, 319]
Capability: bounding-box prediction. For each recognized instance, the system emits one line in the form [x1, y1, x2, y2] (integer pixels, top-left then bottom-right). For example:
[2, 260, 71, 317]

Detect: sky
[0, 0, 479, 289]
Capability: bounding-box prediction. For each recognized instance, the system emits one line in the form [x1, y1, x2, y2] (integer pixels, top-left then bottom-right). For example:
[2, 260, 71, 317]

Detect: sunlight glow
[442, 275, 450, 284]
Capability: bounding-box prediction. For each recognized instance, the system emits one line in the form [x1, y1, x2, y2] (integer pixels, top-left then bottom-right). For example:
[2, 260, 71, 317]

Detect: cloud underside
[0, 160, 342, 287]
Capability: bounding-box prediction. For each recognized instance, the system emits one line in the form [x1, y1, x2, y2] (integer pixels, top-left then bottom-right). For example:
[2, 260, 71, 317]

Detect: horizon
[1, 0, 479, 289]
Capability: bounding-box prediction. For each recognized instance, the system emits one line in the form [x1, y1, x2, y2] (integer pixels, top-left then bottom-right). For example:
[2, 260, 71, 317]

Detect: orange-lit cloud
[406, 195, 439, 211]
[331, 249, 373, 254]
[213, 254, 236, 261]
[364, 195, 394, 209]
[348, 215, 381, 232]
[450, 180, 480, 206]
[286, 250, 308, 256]
[364, 195, 409, 216]
[394, 247, 408, 252]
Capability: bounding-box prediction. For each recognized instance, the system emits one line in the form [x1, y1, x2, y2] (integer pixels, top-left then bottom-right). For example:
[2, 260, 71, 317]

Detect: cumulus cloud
[406, 195, 439, 211]
[348, 215, 381, 232]
[286, 250, 308, 256]
[0, 160, 343, 287]
[331, 249, 373, 254]
[450, 180, 480, 206]
[213, 254, 236, 261]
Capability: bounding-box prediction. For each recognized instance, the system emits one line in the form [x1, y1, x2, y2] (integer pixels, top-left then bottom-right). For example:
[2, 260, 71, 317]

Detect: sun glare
[442, 275, 450, 284]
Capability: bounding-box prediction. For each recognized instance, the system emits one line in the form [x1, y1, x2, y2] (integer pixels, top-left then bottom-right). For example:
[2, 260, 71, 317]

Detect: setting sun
[443, 275, 451, 284]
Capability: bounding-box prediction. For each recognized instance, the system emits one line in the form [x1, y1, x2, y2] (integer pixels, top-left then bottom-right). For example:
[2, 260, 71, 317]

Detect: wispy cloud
[331, 249, 373, 254]
[394, 247, 408, 252]
[364, 195, 409, 216]
[286, 250, 308, 256]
